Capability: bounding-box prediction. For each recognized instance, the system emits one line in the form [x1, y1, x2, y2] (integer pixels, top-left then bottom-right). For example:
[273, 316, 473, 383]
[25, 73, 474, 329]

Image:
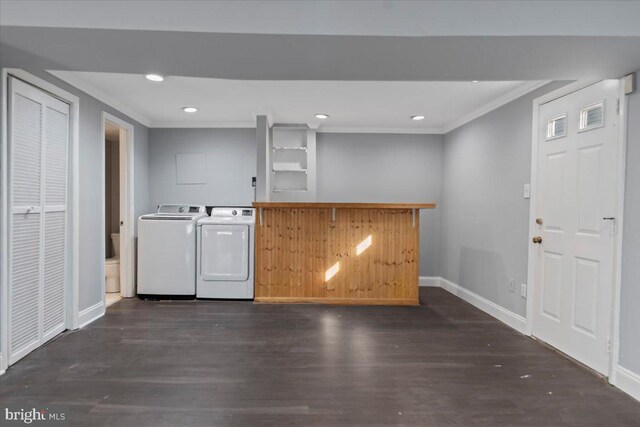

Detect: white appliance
[197, 207, 255, 299]
[138, 204, 207, 298]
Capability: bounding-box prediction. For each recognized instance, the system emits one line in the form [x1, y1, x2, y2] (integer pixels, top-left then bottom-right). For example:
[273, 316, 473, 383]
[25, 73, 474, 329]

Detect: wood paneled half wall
[253, 202, 436, 305]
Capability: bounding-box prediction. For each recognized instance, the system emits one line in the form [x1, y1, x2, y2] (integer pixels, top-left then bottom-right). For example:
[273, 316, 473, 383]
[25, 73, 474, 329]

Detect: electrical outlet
[521, 283, 527, 298]
[508, 278, 515, 293]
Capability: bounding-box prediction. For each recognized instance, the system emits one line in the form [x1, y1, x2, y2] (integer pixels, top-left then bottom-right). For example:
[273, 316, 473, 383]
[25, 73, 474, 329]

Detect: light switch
[523, 183, 531, 199]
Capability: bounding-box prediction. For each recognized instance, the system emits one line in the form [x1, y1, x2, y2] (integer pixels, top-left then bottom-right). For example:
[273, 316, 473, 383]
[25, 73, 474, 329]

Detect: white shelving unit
[270, 124, 316, 201]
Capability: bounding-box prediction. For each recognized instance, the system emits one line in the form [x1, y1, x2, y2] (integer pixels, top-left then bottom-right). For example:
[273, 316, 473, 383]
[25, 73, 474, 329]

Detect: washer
[197, 207, 255, 299]
[138, 204, 207, 298]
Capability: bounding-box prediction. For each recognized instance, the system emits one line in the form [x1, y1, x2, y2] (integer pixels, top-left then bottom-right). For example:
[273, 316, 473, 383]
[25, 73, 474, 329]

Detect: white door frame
[0, 68, 80, 375]
[101, 112, 135, 300]
[525, 78, 628, 383]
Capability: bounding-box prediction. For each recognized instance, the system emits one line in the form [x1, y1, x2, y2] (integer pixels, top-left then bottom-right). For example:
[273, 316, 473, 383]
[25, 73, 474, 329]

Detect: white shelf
[273, 146, 307, 151]
[273, 189, 308, 193]
[273, 168, 307, 173]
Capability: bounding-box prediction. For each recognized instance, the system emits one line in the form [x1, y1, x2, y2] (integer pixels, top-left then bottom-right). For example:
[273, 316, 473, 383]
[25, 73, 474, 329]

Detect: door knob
[536, 218, 543, 225]
[532, 236, 542, 244]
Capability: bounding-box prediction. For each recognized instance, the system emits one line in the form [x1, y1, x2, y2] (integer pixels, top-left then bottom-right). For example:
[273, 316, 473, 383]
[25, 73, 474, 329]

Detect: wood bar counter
[253, 202, 436, 306]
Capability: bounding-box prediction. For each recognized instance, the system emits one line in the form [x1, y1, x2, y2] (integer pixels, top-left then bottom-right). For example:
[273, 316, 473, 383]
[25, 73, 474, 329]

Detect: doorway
[102, 113, 135, 307]
[104, 121, 122, 307]
[528, 80, 623, 376]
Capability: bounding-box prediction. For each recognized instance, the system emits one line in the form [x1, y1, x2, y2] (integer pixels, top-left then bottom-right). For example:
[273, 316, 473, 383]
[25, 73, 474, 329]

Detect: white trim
[418, 276, 441, 287]
[0, 68, 81, 374]
[78, 301, 105, 329]
[525, 80, 601, 338]
[47, 70, 152, 127]
[442, 81, 551, 133]
[612, 366, 640, 402]
[0, 354, 4, 376]
[151, 120, 256, 129]
[102, 112, 136, 299]
[318, 126, 444, 135]
[610, 80, 630, 387]
[420, 276, 527, 334]
[439, 277, 528, 334]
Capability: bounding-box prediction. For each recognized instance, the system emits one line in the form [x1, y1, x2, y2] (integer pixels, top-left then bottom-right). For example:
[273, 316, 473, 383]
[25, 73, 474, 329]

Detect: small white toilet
[105, 233, 120, 293]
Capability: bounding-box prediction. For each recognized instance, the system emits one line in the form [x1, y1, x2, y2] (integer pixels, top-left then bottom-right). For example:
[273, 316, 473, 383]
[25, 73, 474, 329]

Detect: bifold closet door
[8, 77, 70, 364]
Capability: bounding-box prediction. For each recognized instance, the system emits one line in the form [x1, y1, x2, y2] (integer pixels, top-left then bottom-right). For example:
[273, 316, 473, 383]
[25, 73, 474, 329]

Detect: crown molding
[46, 70, 153, 127]
[319, 126, 444, 135]
[151, 121, 256, 129]
[441, 80, 551, 134]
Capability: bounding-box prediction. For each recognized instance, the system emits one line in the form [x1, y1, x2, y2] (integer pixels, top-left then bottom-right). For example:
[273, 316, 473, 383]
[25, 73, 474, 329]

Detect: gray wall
[441, 82, 568, 317]
[316, 133, 444, 276]
[619, 76, 640, 375]
[0, 43, 150, 315]
[148, 128, 256, 208]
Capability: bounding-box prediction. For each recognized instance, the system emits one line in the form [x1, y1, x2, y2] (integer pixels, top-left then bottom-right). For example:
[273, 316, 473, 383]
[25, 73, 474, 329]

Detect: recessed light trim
[411, 115, 425, 121]
[145, 74, 164, 82]
[315, 113, 329, 119]
[472, 80, 479, 83]
[182, 107, 198, 113]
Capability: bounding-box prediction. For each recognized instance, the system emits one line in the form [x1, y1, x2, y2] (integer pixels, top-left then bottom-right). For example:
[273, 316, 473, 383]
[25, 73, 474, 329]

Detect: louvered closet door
[8, 77, 70, 364]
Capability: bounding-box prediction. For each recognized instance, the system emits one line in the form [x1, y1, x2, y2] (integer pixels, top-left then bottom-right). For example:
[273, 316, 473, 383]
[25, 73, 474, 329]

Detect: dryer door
[201, 224, 249, 281]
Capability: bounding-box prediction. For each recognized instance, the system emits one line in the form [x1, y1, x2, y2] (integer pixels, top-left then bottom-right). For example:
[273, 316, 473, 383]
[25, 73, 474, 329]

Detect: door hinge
[616, 98, 620, 115]
[607, 337, 612, 354]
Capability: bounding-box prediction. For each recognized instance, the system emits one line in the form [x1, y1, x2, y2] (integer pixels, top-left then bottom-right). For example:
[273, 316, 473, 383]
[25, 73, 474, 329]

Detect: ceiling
[49, 71, 541, 132]
[2, 1, 640, 37]
[2, 27, 638, 82]
[1, 1, 638, 132]
[1, 1, 639, 83]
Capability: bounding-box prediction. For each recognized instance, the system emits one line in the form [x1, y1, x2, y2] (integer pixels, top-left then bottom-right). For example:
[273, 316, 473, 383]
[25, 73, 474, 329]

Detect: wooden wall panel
[255, 207, 420, 305]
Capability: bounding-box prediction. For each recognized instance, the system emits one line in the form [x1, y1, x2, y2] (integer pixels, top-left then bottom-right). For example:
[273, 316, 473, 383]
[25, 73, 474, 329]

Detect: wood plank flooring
[1, 288, 639, 426]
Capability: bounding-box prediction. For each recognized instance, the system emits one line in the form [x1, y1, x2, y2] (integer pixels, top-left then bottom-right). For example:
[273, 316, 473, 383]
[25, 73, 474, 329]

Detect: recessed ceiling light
[411, 115, 425, 121]
[182, 107, 198, 113]
[315, 113, 329, 119]
[472, 80, 479, 83]
[145, 74, 164, 82]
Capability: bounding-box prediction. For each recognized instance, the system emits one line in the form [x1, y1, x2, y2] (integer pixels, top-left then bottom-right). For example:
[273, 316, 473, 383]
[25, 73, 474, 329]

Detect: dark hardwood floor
[1, 288, 639, 426]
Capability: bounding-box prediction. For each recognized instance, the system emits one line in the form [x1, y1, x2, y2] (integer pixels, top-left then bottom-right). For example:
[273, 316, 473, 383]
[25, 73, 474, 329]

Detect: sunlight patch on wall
[356, 235, 372, 256]
[325, 262, 340, 282]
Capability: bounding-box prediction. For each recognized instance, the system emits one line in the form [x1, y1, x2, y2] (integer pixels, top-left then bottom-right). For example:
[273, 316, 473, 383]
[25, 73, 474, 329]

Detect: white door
[201, 225, 249, 281]
[532, 80, 619, 375]
[8, 77, 70, 365]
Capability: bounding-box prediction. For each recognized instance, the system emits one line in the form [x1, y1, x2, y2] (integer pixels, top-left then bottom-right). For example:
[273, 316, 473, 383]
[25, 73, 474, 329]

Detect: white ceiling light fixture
[182, 106, 198, 113]
[411, 115, 425, 121]
[472, 80, 479, 83]
[315, 113, 329, 119]
[145, 74, 164, 82]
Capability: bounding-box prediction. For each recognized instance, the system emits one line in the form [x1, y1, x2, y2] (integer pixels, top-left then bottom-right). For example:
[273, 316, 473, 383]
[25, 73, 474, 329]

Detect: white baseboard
[418, 276, 441, 287]
[420, 276, 527, 335]
[0, 353, 5, 376]
[613, 365, 640, 402]
[426, 275, 639, 402]
[78, 301, 105, 329]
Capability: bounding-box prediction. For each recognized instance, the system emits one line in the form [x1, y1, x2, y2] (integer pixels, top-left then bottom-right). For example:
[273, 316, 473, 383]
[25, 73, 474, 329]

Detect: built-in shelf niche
[270, 124, 316, 201]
